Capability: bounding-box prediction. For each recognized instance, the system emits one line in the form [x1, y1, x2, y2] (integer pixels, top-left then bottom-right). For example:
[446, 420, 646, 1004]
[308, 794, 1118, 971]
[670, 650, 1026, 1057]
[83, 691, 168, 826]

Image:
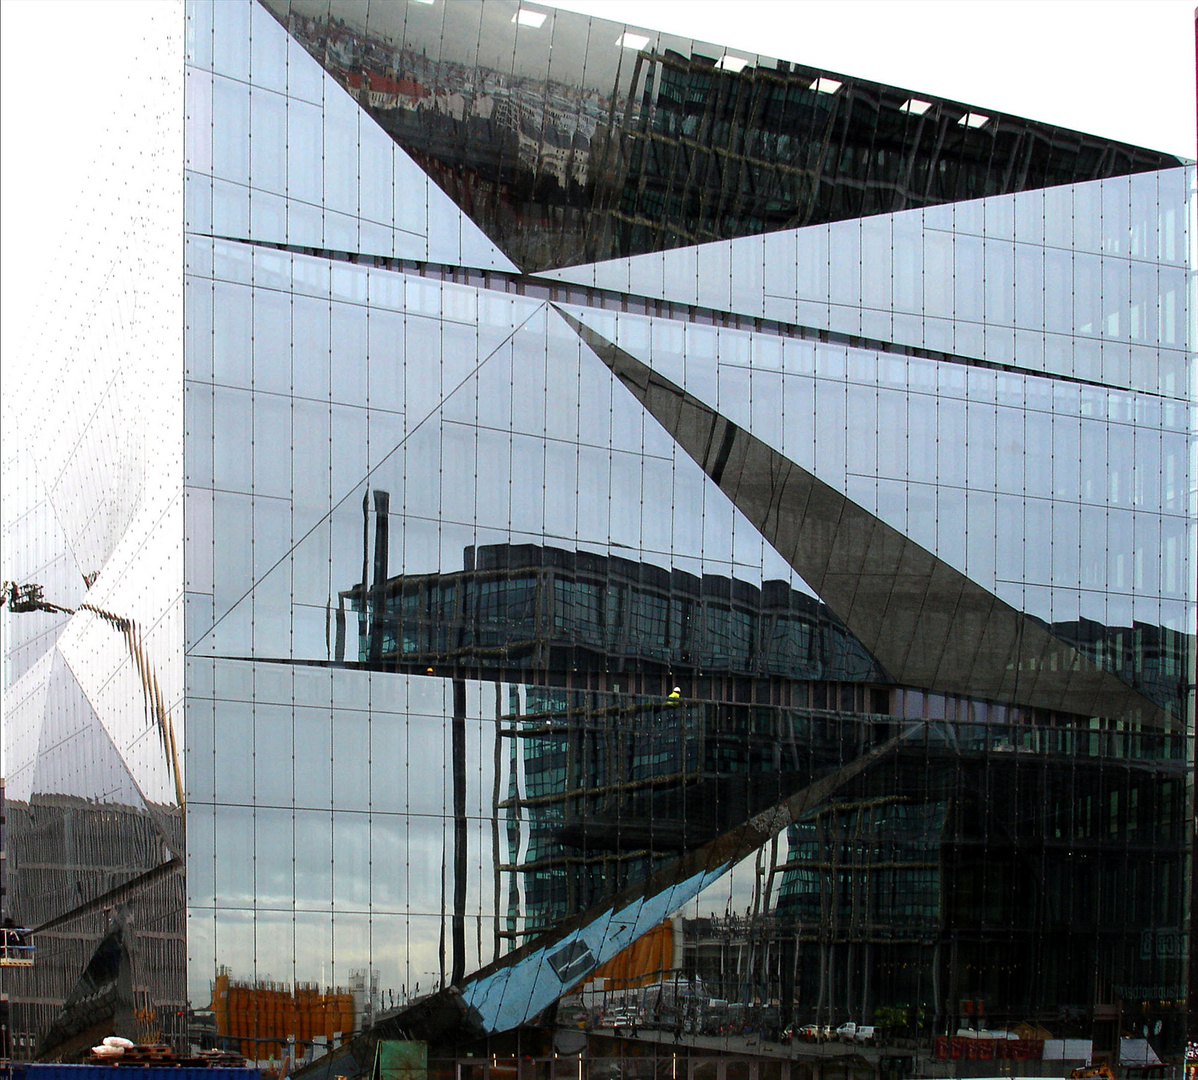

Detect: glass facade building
[2, 0, 1194, 1073]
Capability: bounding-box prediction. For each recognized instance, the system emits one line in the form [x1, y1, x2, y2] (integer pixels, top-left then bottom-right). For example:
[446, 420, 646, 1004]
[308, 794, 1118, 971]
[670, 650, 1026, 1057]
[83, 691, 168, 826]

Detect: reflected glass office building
[2, 0, 1195, 1071]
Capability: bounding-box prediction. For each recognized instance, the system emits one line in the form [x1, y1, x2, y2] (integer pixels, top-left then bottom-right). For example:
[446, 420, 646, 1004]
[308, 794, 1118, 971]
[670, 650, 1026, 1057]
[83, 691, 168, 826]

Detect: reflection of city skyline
[265, 0, 1180, 272]
[339, 531, 1190, 720]
[269, 3, 622, 267]
[280, 6, 618, 135]
[333, 533, 1190, 1030]
[5, 0, 1192, 1062]
[338, 536, 884, 687]
[273, 0, 658, 94]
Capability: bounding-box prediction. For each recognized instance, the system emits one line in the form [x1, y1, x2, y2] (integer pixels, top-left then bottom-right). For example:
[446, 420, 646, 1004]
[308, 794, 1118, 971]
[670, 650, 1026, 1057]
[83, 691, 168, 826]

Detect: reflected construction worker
[668, 686, 681, 703]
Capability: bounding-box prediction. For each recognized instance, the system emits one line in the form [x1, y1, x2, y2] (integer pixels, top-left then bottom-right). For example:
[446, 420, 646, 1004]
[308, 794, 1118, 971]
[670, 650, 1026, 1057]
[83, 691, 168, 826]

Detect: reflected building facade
[1, 0, 1194, 1071]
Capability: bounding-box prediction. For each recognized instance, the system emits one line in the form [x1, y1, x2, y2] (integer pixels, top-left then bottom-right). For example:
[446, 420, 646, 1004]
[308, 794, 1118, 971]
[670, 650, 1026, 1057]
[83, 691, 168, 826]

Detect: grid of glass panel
[0, 3, 185, 1053]
[4, 0, 1191, 1069]
[176, 0, 1197, 1066]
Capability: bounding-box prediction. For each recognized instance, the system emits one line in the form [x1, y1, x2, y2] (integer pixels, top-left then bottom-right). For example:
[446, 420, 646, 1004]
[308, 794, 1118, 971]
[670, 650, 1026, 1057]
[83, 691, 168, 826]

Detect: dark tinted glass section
[262, 1, 1180, 271]
[3, 799, 186, 1056]
[1046, 617, 1192, 718]
[337, 541, 886, 690]
[375, 677, 1189, 1057]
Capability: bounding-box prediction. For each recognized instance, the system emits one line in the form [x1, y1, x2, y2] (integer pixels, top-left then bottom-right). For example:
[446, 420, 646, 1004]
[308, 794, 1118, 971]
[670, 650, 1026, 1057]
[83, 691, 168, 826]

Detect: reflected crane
[1, 581, 183, 810]
[1, 580, 189, 972]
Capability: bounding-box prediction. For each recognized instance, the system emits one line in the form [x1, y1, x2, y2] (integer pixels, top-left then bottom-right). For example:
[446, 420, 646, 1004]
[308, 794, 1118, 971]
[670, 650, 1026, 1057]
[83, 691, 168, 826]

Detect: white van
[835, 1022, 876, 1043]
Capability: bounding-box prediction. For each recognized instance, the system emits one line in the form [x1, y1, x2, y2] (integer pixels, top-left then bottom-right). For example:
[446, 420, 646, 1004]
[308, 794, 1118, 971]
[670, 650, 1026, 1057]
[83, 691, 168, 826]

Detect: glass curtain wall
[176, 0, 1198, 1071]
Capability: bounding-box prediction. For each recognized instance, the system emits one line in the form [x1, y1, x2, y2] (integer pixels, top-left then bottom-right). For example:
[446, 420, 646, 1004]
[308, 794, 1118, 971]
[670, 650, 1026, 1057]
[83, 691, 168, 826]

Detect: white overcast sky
[554, 0, 1197, 161]
[0, 0, 1194, 359]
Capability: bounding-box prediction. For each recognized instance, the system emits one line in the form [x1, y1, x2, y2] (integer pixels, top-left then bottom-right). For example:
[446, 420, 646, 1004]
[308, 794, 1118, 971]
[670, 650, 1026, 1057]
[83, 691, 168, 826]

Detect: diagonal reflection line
[555, 305, 1170, 729]
[359, 721, 925, 1042]
[31, 856, 182, 936]
[208, 233, 1176, 402]
[189, 301, 550, 651]
[55, 642, 185, 859]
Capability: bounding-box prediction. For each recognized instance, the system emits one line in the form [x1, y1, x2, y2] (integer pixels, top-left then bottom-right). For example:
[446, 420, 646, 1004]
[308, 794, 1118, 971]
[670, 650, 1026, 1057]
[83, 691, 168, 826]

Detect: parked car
[599, 1007, 641, 1031]
[788, 1024, 831, 1042]
[835, 1022, 876, 1043]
